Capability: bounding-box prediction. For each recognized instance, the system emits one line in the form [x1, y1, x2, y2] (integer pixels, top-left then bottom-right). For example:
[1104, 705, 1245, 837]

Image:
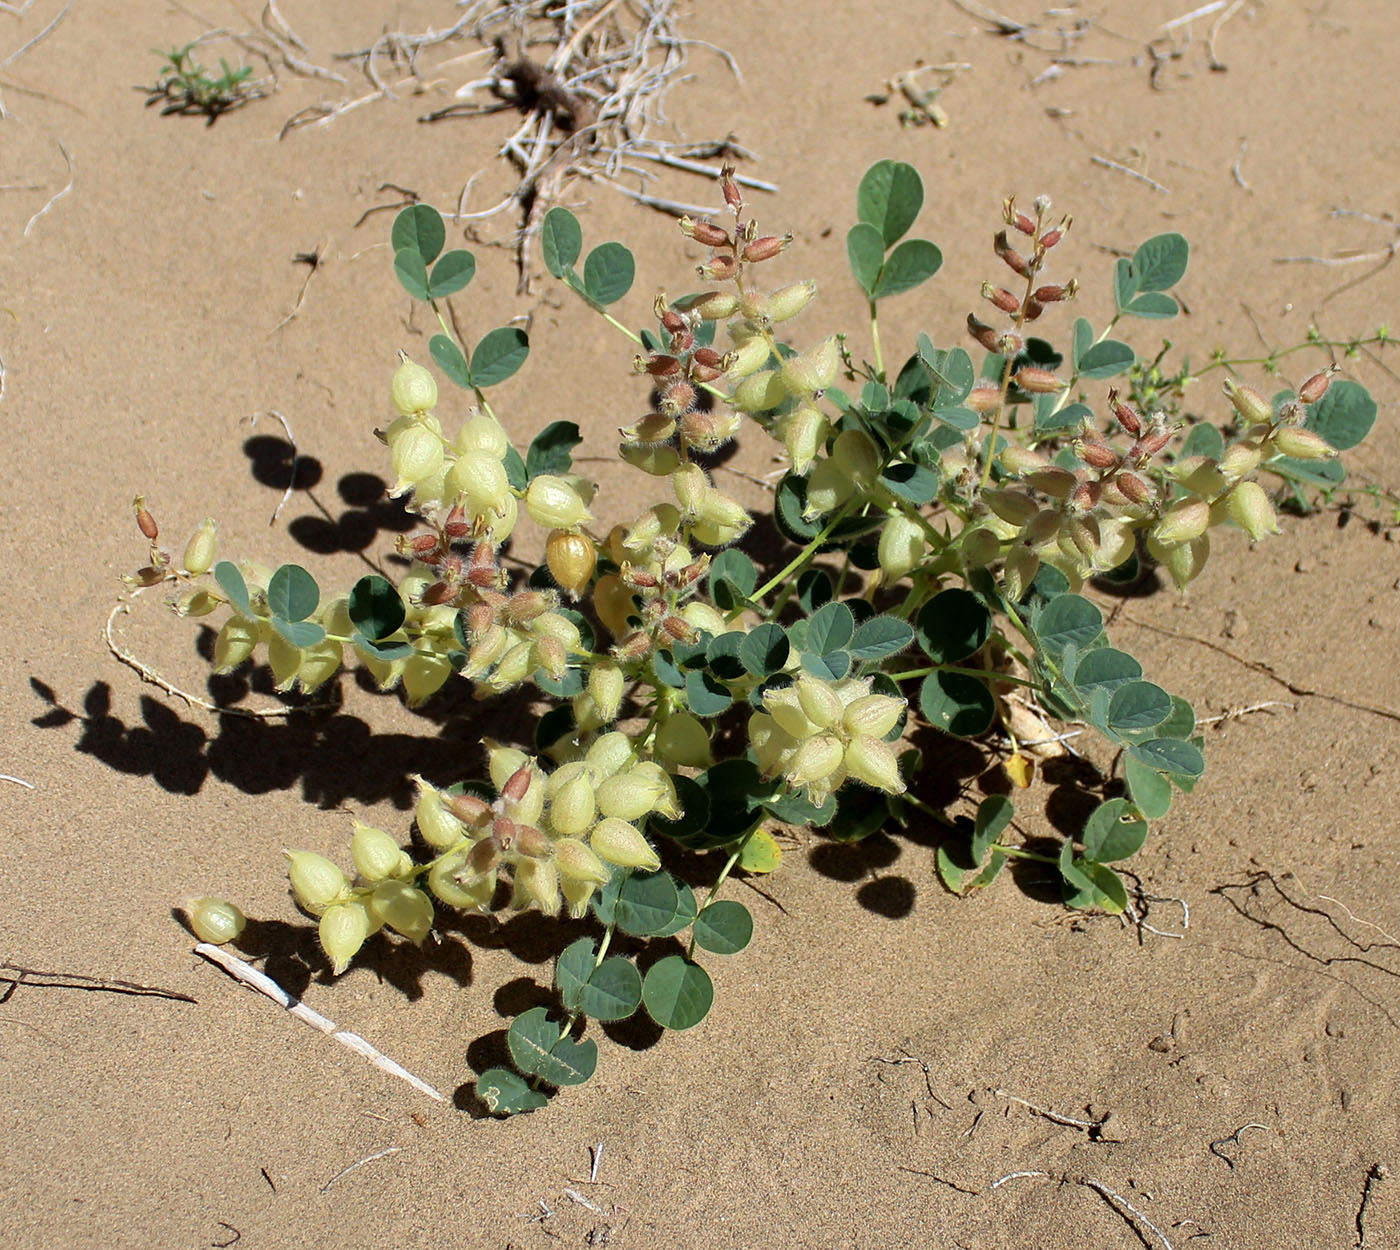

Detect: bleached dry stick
[195, 942, 445, 1101]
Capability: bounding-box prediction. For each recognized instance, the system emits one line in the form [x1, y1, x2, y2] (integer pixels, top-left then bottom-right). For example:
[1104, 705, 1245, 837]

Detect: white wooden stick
[195, 943, 445, 1100]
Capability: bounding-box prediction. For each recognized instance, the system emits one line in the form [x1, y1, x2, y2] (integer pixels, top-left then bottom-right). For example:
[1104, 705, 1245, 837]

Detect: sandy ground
[2, 1, 1398, 1247]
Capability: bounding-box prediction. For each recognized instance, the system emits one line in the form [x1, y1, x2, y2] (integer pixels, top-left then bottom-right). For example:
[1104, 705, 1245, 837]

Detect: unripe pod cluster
[753, 675, 907, 805]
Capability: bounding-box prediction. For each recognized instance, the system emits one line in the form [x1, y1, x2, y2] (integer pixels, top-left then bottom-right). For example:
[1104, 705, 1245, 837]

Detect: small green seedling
[144, 43, 260, 123]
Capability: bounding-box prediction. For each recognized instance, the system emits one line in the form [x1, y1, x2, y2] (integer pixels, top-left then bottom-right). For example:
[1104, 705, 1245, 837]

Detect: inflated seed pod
[320, 900, 373, 975]
[549, 772, 597, 837]
[553, 838, 610, 887]
[795, 675, 843, 731]
[546, 530, 597, 595]
[388, 421, 444, 496]
[392, 358, 438, 416]
[560, 875, 600, 920]
[525, 475, 592, 529]
[730, 369, 787, 414]
[455, 412, 510, 458]
[764, 686, 818, 740]
[596, 767, 668, 822]
[510, 856, 561, 914]
[297, 638, 344, 694]
[446, 451, 510, 517]
[589, 817, 661, 871]
[802, 457, 854, 518]
[285, 850, 349, 914]
[584, 731, 634, 780]
[843, 693, 904, 740]
[403, 648, 453, 707]
[351, 821, 411, 882]
[747, 711, 792, 776]
[787, 734, 845, 787]
[843, 735, 905, 793]
[487, 745, 530, 793]
[427, 852, 496, 912]
[655, 711, 712, 768]
[187, 896, 246, 945]
[780, 336, 840, 396]
[214, 616, 260, 672]
[183, 519, 218, 577]
[369, 879, 434, 944]
[587, 662, 625, 723]
[877, 514, 925, 583]
[593, 573, 637, 637]
[414, 776, 466, 852]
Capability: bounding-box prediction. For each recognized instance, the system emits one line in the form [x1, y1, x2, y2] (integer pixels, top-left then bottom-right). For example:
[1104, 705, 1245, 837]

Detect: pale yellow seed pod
[844, 736, 905, 794]
[960, 525, 1003, 569]
[352, 821, 410, 882]
[796, 675, 843, 730]
[183, 519, 218, 577]
[787, 734, 845, 787]
[392, 358, 438, 416]
[1227, 480, 1281, 540]
[286, 850, 348, 914]
[526, 475, 592, 529]
[629, 761, 681, 819]
[388, 422, 444, 496]
[597, 767, 668, 822]
[487, 745, 530, 792]
[550, 772, 597, 837]
[1270, 427, 1336, 460]
[802, 457, 854, 518]
[427, 852, 496, 912]
[588, 661, 625, 723]
[1147, 532, 1211, 590]
[297, 639, 343, 694]
[187, 897, 246, 945]
[1222, 379, 1273, 425]
[175, 588, 220, 618]
[1171, 457, 1229, 498]
[877, 514, 925, 584]
[370, 879, 434, 944]
[780, 337, 840, 396]
[764, 685, 818, 740]
[554, 838, 611, 886]
[681, 600, 727, 637]
[446, 451, 510, 516]
[1093, 517, 1136, 571]
[782, 405, 829, 475]
[747, 711, 792, 776]
[403, 649, 453, 707]
[214, 616, 260, 672]
[1002, 545, 1041, 602]
[1154, 497, 1211, 547]
[561, 876, 600, 919]
[589, 817, 661, 871]
[671, 463, 709, 515]
[492, 640, 535, 688]
[691, 517, 748, 548]
[511, 856, 561, 914]
[1023, 467, 1077, 499]
[1217, 439, 1265, 481]
[414, 775, 466, 851]
[768, 279, 818, 323]
[655, 711, 712, 768]
[731, 369, 787, 414]
[983, 488, 1040, 527]
[593, 574, 636, 637]
[619, 442, 682, 476]
[455, 413, 509, 458]
[268, 632, 302, 691]
[843, 693, 904, 740]
[728, 335, 773, 378]
[320, 900, 373, 975]
[585, 730, 634, 780]
[831, 429, 879, 486]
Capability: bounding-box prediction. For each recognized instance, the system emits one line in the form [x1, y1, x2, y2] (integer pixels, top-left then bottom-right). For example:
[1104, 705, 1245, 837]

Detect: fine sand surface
[2, 2, 1398, 1247]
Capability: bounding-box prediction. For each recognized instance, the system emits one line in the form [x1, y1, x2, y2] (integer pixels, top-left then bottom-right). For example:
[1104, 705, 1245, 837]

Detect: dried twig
[994, 1087, 1114, 1138]
[195, 942, 445, 1101]
[244, 408, 300, 523]
[0, 0, 67, 70]
[0, 773, 35, 788]
[320, 1146, 404, 1193]
[1231, 138, 1250, 190]
[1355, 1163, 1390, 1249]
[1090, 153, 1169, 194]
[1208, 1121, 1268, 1169]
[23, 140, 73, 237]
[0, 962, 196, 1005]
[986, 1170, 1176, 1250]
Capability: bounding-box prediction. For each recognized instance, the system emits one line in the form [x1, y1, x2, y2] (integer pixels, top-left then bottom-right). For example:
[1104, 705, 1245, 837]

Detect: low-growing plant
[143, 43, 261, 123]
[145, 160, 1384, 1114]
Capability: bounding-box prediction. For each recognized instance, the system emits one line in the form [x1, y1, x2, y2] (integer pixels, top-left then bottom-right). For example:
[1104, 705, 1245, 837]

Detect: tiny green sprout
[143, 43, 262, 124]
[142, 161, 1388, 1113]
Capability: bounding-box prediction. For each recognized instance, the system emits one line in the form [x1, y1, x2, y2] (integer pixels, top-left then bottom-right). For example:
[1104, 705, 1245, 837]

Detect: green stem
[685, 826, 758, 960]
[869, 301, 884, 380]
[887, 663, 1036, 686]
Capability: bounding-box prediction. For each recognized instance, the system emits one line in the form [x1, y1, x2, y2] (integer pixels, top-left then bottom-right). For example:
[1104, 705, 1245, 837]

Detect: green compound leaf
[806, 600, 856, 655]
[919, 671, 996, 738]
[541, 207, 583, 277]
[613, 870, 685, 937]
[555, 937, 595, 1012]
[1125, 754, 1174, 820]
[507, 1007, 597, 1087]
[1180, 423, 1225, 460]
[739, 622, 790, 677]
[1130, 737, 1205, 778]
[693, 900, 753, 956]
[873, 239, 943, 300]
[1033, 594, 1103, 662]
[352, 633, 414, 662]
[582, 241, 635, 305]
[429, 333, 471, 389]
[1082, 797, 1148, 863]
[1107, 680, 1173, 733]
[857, 159, 924, 247]
[1073, 647, 1142, 697]
[470, 327, 529, 388]
[1131, 232, 1189, 292]
[846, 222, 886, 298]
[654, 882, 699, 938]
[214, 560, 253, 618]
[917, 588, 991, 663]
[918, 339, 975, 405]
[391, 204, 445, 264]
[393, 249, 430, 301]
[710, 547, 758, 610]
[1123, 292, 1179, 320]
[849, 614, 914, 662]
[685, 668, 733, 717]
[972, 794, 1014, 863]
[271, 618, 325, 647]
[427, 249, 475, 299]
[1077, 339, 1136, 379]
[524, 421, 583, 479]
[1035, 400, 1091, 434]
[1306, 379, 1375, 450]
[642, 956, 714, 1031]
[476, 1067, 548, 1116]
[268, 564, 318, 622]
[880, 460, 939, 504]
